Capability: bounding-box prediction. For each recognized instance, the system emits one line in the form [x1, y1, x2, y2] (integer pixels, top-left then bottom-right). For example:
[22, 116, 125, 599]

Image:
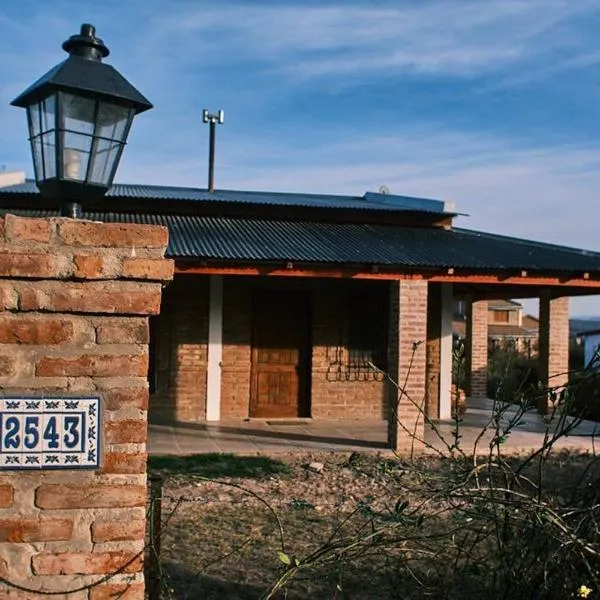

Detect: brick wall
[152, 276, 256, 421]
[150, 277, 208, 422]
[217, 277, 389, 420]
[0, 215, 172, 599]
[221, 278, 253, 418]
[538, 293, 569, 412]
[151, 276, 393, 422]
[311, 281, 388, 420]
[388, 280, 428, 453]
[466, 299, 488, 398]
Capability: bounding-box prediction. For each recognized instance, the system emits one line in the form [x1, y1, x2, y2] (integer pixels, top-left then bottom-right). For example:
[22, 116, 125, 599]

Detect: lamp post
[11, 24, 152, 217]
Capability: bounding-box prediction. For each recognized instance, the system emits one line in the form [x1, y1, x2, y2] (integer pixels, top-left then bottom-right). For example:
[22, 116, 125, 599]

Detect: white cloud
[149, 1, 600, 80]
[4, 0, 600, 318]
[484, 49, 600, 89]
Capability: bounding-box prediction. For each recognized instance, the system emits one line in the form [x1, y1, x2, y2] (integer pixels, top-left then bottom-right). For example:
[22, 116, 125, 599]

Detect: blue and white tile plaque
[0, 397, 100, 470]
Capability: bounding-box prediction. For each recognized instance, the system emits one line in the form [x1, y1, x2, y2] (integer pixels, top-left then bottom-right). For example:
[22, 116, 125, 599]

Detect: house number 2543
[0, 397, 100, 470]
[2, 415, 82, 450]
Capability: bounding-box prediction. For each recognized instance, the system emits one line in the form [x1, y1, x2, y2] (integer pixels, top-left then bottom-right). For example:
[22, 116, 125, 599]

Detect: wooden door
[250, 291, 310, 418]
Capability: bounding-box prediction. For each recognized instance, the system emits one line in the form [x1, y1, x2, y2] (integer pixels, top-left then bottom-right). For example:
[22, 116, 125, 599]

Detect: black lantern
[11, 24, 152, 217]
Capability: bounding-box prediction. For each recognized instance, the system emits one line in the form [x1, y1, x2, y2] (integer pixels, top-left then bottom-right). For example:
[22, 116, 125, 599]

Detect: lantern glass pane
[41, 95, 56, 134]
[96, 104, 132, 142]
[59, 93, 95, 136]
[27, 102, 41, 139]
[41, 133, 56, 179]
[89, 138, 122, 185]
[62, 132, 92, 181]
[31, 136, 43, 180]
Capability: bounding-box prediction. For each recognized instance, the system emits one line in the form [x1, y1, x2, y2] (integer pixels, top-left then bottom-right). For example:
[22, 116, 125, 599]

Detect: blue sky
[2, 0, 600, 315]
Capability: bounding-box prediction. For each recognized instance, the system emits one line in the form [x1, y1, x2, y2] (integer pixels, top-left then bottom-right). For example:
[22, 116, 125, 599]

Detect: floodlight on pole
[203, 109, 224, 192]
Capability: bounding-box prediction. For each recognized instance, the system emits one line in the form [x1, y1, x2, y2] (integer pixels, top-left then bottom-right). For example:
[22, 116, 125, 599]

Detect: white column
[439, 283, 453, 419]
[206, 275, 223, 421]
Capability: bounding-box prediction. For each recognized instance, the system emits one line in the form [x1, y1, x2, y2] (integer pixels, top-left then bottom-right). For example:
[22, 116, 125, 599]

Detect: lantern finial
[62, 23, 110, 61]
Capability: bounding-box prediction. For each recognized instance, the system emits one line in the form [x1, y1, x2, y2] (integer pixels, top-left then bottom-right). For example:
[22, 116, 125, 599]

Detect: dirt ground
[149, 450, 600, 600]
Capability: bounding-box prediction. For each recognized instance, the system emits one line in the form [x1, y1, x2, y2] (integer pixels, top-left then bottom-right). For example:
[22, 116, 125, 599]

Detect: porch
[148, 397, 600, 456]
[150, 272, 598, 453]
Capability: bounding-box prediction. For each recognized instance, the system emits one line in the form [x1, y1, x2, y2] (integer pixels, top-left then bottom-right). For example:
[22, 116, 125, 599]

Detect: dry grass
[149, 451, 600, 599]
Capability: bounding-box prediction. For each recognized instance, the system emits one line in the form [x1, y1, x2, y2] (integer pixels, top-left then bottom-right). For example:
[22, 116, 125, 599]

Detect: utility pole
[203, 109, 224, 192]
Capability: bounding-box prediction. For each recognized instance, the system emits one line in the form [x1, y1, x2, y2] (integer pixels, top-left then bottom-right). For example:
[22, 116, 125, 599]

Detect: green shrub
[568, 369, 600, 422]
[486, 346, 539, 405]
[570, 338, 585, 372]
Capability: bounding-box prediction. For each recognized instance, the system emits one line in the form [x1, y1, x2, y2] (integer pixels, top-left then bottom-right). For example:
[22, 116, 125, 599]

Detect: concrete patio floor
[148, 397, 600, 456]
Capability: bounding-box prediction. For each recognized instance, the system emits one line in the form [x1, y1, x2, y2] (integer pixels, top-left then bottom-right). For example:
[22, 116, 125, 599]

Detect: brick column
[538, 292, 569, 412]
[387, 280, 428, 453]
[426, 284, 442, 420]
[0, 215, 173, 599]
[466, 299, 488, 398]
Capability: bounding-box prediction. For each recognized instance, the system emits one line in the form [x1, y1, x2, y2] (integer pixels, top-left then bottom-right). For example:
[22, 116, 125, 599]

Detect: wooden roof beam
[174, 261, 600, 290]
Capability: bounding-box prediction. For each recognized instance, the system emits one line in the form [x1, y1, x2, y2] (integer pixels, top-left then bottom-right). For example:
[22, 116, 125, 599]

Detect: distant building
[454, 299, 538, 356]
[570, 318, 600, 344]
[581, 330, 600, 369]
[0, 171, 25, 188]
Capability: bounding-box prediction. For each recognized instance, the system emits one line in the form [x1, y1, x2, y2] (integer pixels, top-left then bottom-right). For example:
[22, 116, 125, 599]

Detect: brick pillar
[466, 299, 488, 398]
[426, 284, 442, 420]
[538, 293, 569, 412]
[387, 280, 428, 454]
[0, 215, 173, 599]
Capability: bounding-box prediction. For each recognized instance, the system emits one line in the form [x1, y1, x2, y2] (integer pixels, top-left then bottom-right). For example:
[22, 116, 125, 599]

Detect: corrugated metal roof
[0, 180, 453, 214]
[3, 208, 600, 274]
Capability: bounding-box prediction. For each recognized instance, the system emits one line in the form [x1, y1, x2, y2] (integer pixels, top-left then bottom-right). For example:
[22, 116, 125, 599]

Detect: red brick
[0, 591, 34, 600]
[388, 280, 428, 453]
[36, 354, 148, 377]
[101, 452, 147, 474]
[0, 316, 73, 344]
[5, 216, 52, 243]
[73, 254, 107, 279]
[121, 258, 174, 281]
[0, 254, 62, 278]
[17, 287, 39, 312]
[89, 583, 145, 600]
[31, 551, 142, 575]
[35, 485, 146, 509]
[0, 356, 15, 377]
[58, 221, 168, 249]
[0, 518, 73, 542]
[151, 277, 209, 422]
[0, 285, 17, 311]
[0, 486, 13, 508]
[91, 519, 145, 542]
[96, 319, 148, 344]
[39, 282, 163, 315]
[105, 420, 147, 444]
[103, 388, 149, 411]
[466, 300, 488, 398]
[538, 294, 569, 412]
